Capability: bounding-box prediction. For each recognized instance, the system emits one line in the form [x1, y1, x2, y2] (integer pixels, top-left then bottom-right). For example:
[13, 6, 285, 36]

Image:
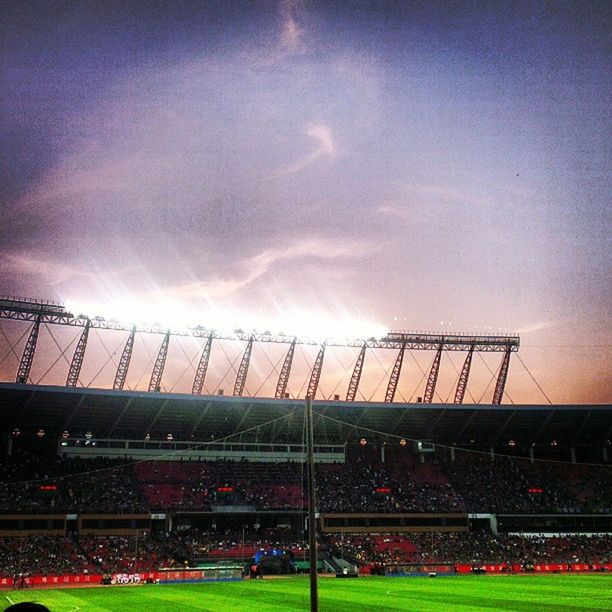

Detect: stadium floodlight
[65, 298, 204, 332]
[64, 297, 388, 343]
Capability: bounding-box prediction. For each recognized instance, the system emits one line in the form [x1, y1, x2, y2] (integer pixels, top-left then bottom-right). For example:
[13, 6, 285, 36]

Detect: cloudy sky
[1, 0, 610, 403]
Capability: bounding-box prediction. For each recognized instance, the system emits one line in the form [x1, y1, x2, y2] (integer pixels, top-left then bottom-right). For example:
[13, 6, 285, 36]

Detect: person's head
[5, 604, 51, 612]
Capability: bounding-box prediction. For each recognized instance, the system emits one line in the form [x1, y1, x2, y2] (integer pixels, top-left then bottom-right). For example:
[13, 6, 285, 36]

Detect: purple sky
[1, 1, 610, 403]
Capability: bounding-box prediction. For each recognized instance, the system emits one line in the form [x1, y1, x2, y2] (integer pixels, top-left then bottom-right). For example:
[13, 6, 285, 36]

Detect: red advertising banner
[2, 563, 611, 590]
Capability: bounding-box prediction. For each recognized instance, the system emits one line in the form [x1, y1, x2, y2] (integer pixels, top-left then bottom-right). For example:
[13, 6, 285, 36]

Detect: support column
[192, 333, 214, 395]
[346, 343, 367, 402]
[423, 343, 443, 403]
[450, 446, 456, 462]
[490, 515, 498, 535]
[233, 336, 254, 397]
[384, 343, 406, 403]
[306, 344, 326, 400]
[570, 447, 576, 464]
[149, 331, 170, 392]
[490, 446, 495, 460]
[454, 346, 474, 404]
[492, 346, 512, 405]
[275, 338, 296, 399]
[66, 320, 91, 387]
[603, 446, 608, 463]
[16, 315, 41, 384]
[113, 327, 136, 391]
[529, 447, 535, 464]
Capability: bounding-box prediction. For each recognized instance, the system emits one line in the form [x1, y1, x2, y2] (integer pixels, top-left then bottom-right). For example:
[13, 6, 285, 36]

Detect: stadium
[0, 296, 610, 610]
[2, 1, 610, 610]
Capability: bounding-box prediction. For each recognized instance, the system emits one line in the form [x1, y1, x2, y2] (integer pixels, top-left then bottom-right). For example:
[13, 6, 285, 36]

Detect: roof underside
[0, 383, 609, 446]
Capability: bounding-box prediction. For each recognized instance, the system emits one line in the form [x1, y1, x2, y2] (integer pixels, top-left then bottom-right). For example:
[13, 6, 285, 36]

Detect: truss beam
[453, 346, 475, 404]
[113, 327, 136, 391]
[346, 343, 367, 402]
[66, 320, 90, 387]
[306, 344, 326, 399]
[233, 336, 254, 397]
[192, 333, 214, 395]
[384, 343, 406, 403]
[492, 346, 512, 404]
[0, 302, 519, 351]
[423, 343, 443, 403]
[149, 331, 170, 392]
[16, 316, 41, 384]
[275, 337, 296, 399]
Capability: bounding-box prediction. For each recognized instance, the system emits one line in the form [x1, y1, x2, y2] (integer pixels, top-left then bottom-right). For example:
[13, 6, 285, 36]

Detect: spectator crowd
[0, 448, 609, 515]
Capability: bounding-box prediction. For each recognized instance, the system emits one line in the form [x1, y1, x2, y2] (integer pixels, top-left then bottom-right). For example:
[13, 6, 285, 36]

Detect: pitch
[3, 575, 611, 611]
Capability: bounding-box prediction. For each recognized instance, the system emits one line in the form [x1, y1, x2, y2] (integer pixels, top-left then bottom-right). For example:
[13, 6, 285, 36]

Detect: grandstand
[0, 297, 610, 595]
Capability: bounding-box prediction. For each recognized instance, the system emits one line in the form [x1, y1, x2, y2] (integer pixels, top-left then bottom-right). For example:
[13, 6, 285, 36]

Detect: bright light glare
[63, 297, 388, 342]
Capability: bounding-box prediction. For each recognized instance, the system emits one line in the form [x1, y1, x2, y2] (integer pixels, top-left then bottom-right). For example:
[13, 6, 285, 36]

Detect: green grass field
[3, 575, 612, 611]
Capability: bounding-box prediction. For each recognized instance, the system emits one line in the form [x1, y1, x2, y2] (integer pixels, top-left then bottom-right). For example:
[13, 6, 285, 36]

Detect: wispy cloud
[517, 320, 564, 334]
[376, 183, 492, 223]
[278, 123, 336, 176]
[0, 252, 128, 286]
[279, 0, 305, 52]
[170, 237, 364, 299]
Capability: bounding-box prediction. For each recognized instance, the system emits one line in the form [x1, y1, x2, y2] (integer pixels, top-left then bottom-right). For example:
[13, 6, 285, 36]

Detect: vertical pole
[529, 447, 535, 464]
[306, 396, 318, 612]
[242, 524, 245, 571]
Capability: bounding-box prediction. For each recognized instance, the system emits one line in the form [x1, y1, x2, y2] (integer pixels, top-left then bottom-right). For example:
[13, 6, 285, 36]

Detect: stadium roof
[0, 383, 610, 447]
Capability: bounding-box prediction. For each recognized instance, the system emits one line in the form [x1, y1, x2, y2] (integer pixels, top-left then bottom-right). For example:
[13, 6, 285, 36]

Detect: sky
[0, 0, 610, 403]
